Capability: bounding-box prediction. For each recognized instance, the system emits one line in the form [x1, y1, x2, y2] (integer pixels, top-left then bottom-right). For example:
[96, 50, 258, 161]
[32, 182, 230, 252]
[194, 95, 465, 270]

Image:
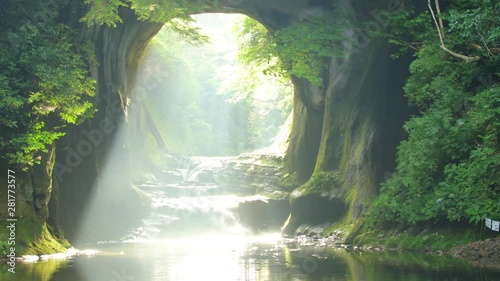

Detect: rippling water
[3, 156, 499, 281]
[3, 235, 500, 281]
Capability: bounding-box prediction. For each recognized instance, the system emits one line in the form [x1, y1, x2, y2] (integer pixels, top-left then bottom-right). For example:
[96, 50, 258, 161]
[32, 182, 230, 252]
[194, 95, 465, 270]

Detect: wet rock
[281, 193, 346, 236]
[447, 238, 500, 270]
[231, 199, 290, 233]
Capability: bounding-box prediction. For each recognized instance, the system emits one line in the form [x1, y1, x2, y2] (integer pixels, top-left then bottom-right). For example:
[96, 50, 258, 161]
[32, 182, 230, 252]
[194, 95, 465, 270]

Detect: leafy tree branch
[428, 0, 480, 63]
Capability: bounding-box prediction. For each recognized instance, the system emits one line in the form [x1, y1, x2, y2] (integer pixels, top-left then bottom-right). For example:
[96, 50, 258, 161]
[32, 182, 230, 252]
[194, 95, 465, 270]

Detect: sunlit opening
[130, 13, 293, 158]
[74, 13, 293, 247]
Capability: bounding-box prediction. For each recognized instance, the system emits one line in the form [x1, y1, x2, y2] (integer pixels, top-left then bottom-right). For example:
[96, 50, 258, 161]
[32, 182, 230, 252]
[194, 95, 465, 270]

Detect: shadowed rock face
[232, 199, 290, 233]
[286, 194, 346, 234]
[282, 0, 411, 234]
[54, 0, 411, 239]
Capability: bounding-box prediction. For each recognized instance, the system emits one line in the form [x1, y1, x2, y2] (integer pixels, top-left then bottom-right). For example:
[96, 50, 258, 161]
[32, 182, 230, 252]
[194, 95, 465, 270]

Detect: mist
[71, 13, 293, 244]
[129, 14, 293, 162]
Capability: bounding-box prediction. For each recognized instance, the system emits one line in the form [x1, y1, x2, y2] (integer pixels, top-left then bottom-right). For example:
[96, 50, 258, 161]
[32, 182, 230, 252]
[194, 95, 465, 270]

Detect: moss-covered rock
[284, 77, 325, 184]
[22, 223, 69, 255]
[282, 0, 410, 235]
[0, 145, 68, 256]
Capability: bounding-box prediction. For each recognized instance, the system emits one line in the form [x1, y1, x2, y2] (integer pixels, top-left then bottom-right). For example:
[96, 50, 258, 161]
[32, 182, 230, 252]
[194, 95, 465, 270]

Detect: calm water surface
[5, 157, 499, 281]
[2, 234, 500, 281]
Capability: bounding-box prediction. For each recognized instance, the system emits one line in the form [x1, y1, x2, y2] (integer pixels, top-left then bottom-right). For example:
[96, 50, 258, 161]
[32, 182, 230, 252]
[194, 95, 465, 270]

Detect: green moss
[296, 171, 341, 196]
[0, 221, 68, 256]
[287, 111, 375, 231]
[322, 215, 364, 242]
[353, 227, 479, 251]
[322, 216, 482, 251]
[314, 103, 376, 219]
[344, 185, 358, 214]
[281, 172, 299, 191]
[22, 223, 68, 255]
[0, 240, 7, 257]
[353, 119, 370, 162]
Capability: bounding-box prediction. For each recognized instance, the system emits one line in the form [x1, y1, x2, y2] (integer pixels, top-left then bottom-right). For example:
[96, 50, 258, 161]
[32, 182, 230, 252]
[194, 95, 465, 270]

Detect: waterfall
[128, 153, 287, 241]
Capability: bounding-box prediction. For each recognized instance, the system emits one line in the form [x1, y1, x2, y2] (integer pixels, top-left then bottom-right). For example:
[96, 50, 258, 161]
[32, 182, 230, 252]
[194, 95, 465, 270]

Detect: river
[3, 155, 499, 281]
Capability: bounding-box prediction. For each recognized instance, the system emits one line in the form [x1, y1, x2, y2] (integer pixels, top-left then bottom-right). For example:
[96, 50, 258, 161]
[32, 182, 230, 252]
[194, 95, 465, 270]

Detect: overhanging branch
[428, 0, 481, 63]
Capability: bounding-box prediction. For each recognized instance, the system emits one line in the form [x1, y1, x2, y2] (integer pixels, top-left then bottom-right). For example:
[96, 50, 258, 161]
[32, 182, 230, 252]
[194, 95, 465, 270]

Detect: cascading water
[127, 153, 289, 241]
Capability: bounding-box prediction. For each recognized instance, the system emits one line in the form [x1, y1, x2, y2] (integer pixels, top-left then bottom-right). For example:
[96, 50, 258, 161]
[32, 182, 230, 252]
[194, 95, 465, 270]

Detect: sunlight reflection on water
[3, 233, 500, 281]
[121, 233, 282, 281]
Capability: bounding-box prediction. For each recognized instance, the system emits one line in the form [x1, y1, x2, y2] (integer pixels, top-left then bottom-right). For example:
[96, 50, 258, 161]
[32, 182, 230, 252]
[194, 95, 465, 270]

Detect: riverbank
[0, 222, 69, 258]
[293, 226, 500, 270]
[448, 238, 500, 270]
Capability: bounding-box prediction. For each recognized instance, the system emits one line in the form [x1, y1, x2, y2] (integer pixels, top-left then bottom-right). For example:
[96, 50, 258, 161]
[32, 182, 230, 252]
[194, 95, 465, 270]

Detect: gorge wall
[16, 0, 413, 244]
[282, 0, 411, 234]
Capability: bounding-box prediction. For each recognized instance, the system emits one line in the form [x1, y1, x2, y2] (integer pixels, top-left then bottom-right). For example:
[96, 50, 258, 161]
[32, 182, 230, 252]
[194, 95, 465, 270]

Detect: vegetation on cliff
[81, 0, 208, 26]
[0, 0, 212, 169]
[0, 0, 96, 169]
[134, 15, 292, 158]
[236, 15, 343, 85]
[368, 0, 499, 227]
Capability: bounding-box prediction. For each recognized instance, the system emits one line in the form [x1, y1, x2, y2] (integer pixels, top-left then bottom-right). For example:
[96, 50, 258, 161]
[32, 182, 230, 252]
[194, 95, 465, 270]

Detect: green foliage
[19, 24, 96, 124]
[236, 16, 344, 85]
[138, 26, 226, 156]
[5, 123, 64, 166]
[81, 0, 211, 59]
[136, 15, 293, 158]
[446, 0, 500, 55]
[274, 17, 344, 85]
[384, 0, 500, 61]
[236, 18, 282, 77]
[80, 0, 127, 26]
[369, 1, 500, 226]
[0, 221, 67, 256]
[165, 18, 209, 45]
[0, 0, 96, 168]
[129, 0, 205, 23]
[81, 0, 210, 25]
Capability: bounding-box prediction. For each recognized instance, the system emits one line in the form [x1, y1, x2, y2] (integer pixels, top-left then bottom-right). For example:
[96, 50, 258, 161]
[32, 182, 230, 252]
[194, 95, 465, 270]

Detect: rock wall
[282, 0, 410, 234]
[284, 77, 325, 184]
[54, 9, 162, 242]
[0, 144, 66, 254]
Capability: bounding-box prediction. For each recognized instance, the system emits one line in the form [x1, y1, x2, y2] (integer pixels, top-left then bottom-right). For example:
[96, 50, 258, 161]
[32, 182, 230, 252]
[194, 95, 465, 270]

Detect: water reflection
[0, 258, 68, 281]
[3, 235, 500, 281]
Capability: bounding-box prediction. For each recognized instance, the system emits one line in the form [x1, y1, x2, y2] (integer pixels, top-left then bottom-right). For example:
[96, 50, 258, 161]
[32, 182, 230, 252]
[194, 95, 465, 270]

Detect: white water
[128, 154, 283, 241]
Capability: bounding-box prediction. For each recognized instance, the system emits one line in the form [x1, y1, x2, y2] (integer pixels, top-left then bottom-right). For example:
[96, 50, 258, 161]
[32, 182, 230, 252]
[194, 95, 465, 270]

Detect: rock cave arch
[54, 0, 412, 241]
